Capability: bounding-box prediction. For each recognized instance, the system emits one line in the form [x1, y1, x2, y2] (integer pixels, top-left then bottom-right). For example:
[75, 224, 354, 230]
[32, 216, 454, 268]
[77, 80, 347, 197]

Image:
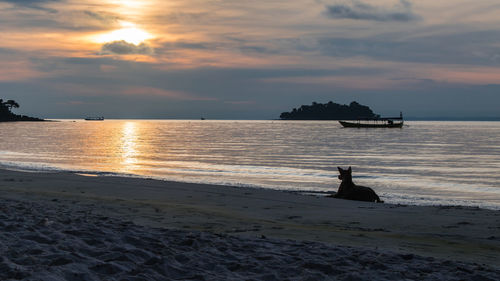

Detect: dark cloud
[0, 0, 57, 4]
[0, 4, 120, 31]
[160, 41, 278, 55]
[153, 41, 214, 57]
[100, 41, 154, 55]
[0, 7, 120, 31]
[317, 29, 500, 65]
[160, 39, 281, 56]
[175, 42, 212, 49]
[164, 41, 213, 50]
[0, 47, 18, 55]
[0, 0, 59, 12]
[325, 0, 420, 22]
[83, 10, 120, 25]
[239, 45, 278, 54]
[1, 0, 54, 2]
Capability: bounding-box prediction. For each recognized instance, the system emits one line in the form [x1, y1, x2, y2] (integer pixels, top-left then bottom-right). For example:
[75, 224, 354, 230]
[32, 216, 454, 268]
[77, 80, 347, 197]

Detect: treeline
[280, 101, 379, 120]
[0, 99, 44, 121]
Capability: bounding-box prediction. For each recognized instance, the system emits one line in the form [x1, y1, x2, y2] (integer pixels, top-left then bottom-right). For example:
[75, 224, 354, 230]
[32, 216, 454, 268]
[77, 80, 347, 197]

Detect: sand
[1, 169, 499, 280]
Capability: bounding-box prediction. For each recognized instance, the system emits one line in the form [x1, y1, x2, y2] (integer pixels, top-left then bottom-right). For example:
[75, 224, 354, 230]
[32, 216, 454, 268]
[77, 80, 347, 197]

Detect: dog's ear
[348, 166, 352, 173]
[337, 167, 343, 172]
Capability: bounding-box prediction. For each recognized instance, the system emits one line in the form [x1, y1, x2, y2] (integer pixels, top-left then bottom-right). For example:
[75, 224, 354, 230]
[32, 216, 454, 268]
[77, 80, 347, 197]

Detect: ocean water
[0, 120, 499, 209]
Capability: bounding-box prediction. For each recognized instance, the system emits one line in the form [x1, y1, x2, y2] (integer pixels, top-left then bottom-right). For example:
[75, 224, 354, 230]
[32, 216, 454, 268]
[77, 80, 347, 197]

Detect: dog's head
[337, 166, 352, 180]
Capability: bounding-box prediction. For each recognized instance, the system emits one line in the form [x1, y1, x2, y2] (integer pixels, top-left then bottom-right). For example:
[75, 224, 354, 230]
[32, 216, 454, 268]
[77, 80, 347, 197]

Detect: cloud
[224, 100, 256, 105]
[0, 0, 59, 12]
[100, 41, 154, 55]
[162, 12, 211, 24]
[0, 0, 54, 2]
[317, 29, 500, 65]
[122, 87, 216, 101]
[83, 10, 120, 25]
[0, 5, 120, 32]
[0, 0, 57, 5]
[161, 41, 213, 50]
[325, 0, 420, 22]
[239, 45, 277, 54]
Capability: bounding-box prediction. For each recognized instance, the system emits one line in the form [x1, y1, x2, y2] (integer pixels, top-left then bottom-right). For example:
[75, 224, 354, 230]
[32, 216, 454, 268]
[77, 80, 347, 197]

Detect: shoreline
[1, 169, 499, 268]
[2, 165, 498, 211]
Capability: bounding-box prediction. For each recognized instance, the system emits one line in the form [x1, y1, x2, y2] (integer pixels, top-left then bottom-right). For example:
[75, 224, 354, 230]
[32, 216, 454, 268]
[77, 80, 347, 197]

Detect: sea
[0, 120, 499, 209]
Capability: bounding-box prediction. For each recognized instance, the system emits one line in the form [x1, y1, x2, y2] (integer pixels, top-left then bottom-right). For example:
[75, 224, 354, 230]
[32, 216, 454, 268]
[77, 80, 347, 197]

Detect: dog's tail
[375, 194, 384, 203]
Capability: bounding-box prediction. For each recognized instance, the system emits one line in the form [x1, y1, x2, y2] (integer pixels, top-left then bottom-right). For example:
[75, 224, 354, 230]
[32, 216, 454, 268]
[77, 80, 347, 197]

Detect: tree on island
[0, 99, 20, 113]
[0, 99, 9, 114]
[4, 99, 20, 111]
[280, 101, 380, 120]
[0, 98, 44, 122]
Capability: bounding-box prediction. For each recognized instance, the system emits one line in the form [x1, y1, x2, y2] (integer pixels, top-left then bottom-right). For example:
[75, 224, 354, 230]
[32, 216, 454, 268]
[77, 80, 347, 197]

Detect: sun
[93, 22, 153, 45]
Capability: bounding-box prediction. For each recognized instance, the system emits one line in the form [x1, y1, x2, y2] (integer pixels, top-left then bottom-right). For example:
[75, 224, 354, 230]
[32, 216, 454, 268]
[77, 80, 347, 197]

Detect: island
[0, 99, 44, 122]
[279, 101, 379, 120]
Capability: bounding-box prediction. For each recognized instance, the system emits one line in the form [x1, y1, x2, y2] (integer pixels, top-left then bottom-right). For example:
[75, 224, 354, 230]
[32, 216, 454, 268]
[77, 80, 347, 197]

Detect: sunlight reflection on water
[121, 121, 139, 168]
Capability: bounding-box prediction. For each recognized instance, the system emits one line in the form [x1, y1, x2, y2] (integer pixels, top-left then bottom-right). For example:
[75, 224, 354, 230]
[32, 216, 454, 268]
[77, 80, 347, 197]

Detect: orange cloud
[0, 60, 46, 81]
[425, 66, 500, 85]
[122, 86, 216, 101]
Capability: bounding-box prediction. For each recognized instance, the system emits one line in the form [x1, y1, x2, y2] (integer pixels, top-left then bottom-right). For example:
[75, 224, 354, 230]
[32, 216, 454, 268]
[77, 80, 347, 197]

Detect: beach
[1, 169, 499, 280]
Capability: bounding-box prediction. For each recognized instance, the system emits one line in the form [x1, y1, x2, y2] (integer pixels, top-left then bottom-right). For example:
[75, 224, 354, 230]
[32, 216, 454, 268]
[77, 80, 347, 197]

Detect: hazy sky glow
[1, 0, 500, 119]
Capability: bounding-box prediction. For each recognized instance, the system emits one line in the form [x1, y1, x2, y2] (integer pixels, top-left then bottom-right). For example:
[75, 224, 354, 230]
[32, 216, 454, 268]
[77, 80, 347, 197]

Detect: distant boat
[84, 116, 104, 121]
[339, 112, 404, 128]
[200, 117, 206, 120]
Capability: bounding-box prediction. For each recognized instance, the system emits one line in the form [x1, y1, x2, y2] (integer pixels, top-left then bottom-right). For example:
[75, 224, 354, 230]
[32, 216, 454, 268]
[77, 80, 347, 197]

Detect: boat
[339, 112, 403, 128]
[84, 116, 104, 121]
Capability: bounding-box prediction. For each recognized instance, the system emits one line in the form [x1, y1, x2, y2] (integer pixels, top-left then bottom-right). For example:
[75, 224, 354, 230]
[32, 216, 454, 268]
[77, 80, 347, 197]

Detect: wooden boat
[84, 116, 104, 121]
[339, 112, 403, 128]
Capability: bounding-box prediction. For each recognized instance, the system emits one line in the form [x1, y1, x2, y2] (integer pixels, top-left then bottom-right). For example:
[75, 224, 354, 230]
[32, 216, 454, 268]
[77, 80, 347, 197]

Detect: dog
[329, 167, 383, 203]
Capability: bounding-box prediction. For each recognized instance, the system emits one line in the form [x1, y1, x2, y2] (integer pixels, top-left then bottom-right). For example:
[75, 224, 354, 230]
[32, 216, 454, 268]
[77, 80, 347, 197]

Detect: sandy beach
[1, 168, 499, 280]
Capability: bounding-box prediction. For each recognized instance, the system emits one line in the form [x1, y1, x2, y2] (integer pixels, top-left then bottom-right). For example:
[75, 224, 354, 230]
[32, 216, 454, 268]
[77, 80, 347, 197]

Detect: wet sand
[1, 169, 499, 279]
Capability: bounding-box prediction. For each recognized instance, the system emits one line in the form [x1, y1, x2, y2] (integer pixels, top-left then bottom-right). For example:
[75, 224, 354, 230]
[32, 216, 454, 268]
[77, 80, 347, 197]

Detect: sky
[1, 0, 500, 119]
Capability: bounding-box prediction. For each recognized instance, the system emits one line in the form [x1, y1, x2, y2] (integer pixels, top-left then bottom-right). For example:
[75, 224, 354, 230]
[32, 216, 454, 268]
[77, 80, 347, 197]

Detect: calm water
[0, 120, 499, 209]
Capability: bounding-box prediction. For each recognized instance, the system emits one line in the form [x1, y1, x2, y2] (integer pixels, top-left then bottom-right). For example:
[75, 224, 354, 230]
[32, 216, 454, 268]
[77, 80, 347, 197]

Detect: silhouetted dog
[329, 167, 383, 203]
